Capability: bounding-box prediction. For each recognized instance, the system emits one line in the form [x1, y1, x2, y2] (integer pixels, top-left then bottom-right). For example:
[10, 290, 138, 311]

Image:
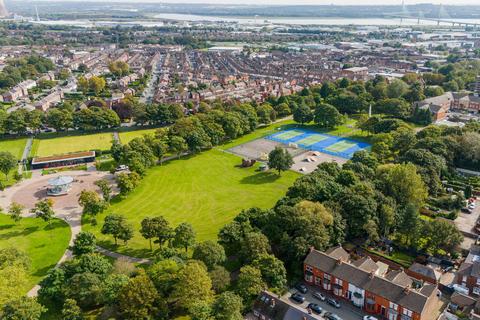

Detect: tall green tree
[268, 147, 293, 175]
[0, 151, 16, 180]
[172, 222, 196, 252]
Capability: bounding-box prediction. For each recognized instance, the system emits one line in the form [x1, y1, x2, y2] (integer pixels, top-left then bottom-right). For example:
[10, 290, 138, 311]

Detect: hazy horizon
[20, 0, 480, 5]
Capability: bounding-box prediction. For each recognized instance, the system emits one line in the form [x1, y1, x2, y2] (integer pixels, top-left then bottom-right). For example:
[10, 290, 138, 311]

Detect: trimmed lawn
[118, 128, 158, 144]
[32, 132, 114, 157]
[83, 149, 299, 258]
[0, 138, 27, 159]
[0, 214, 71, 294]
[0, 138, 26, 187]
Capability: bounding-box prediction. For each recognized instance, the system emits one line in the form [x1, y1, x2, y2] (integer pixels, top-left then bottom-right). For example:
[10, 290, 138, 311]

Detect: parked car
[307, 303, 322, 314]
[462, 207, 473, 214]
[115, 164, 129, 172]
[295, 283, 308, 294]
[364, 316, 378, 320]
[327, 298, 341, 308]
[290, 293, 305, 303]
[324, 312, 343, 320]
[313, 291, 326, 301]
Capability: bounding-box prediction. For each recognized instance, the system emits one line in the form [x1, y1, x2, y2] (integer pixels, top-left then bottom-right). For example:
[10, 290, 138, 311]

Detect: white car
[313, 291, 326, 301]
[364, 316, 378, 320]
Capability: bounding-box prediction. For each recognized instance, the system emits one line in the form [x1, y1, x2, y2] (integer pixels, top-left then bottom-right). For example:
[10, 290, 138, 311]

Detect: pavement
[454, 199, 479, 250]
[0, 167, 147, 296]
[282, 283, 368, 320]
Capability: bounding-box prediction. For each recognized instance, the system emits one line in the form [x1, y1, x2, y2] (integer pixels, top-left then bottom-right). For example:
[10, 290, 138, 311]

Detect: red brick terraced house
[304, 247, 441, 320]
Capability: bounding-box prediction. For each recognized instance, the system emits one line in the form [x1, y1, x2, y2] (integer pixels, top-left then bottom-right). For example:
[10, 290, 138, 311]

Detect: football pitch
[266, 129, 370, 159]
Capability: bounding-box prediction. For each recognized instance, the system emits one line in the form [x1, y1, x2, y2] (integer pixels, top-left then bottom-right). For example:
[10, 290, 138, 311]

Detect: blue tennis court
[266, 129, 370, 159]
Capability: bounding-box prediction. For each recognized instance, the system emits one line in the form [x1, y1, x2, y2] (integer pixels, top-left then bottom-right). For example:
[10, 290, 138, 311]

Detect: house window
[305, 273, 313, 282]
[403, 308, 412, 316]
[324, 274, 331, 280]
[476, 278, 480, 286]
[462, 276, 467, 284]
[335, 278, 343, 286]
[306, 265, 313, 272]
[315, 276, 322, 286]
[390, 302, 398, 311]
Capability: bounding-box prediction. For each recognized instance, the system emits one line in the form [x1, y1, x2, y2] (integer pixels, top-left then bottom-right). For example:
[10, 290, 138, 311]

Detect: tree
[94, 179, 112, 202]
[386, 79, 409, 98]
[101, 214, 130, 245]
[375, 98, 411, 119]
[171, 261, 214, 313]
[103, 273, 129, 305]
[88, 76, 106, 95]
[256, 104, 276, 124]
[252, 254, 287, 289]
[118, 270, 164, 320]
[236, 265, 265, 307]
[78, 190, 108, 222]
[421, 219, 463, 256]
[8, 202, 24, 223]
[117, 221, 134, 245]
[0, 151, 16, 179]
[140, 217, 159, 251]
[212, 292, 243, 320]
[71, 232, 96, 256]
[209, 266, 231, 293]
[314, 103, 344, 129]
[377, 163, 428, 209]
[169, 135, 188, 159]
[1, 297, 45, 320]
[116, 172, 141, 195]
[61, 299, 83, 320]
[240, 232, 271, 263]
[64, 272, 104, 309]
[77, 76, 89, 94]
[31, 199, 55, 226]
[150, 216, 173, 248]
[46, 109, 73, 132]
[192, 240, 226, 270]
[147, 259, 182, 296]
[268, 147, 293, 175]
[293, 103, 313, 124]
[173, 222, 196, 252]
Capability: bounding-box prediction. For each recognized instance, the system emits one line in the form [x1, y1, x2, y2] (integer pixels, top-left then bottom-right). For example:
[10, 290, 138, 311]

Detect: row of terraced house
[303, 247, 441, 320]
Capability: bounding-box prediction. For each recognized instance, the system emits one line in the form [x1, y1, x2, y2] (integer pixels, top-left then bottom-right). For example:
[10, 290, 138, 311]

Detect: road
[283, 284, 367, 320]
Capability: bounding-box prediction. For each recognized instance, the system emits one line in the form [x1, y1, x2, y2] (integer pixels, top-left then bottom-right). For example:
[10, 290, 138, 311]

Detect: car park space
[455, 198, 480, 249]
[282, 283, 370, 320]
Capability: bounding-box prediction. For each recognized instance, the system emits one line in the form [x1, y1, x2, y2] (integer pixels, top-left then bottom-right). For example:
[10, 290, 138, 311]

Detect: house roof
[253, 291, 317, 320]
[408, 263, 441, 281]
[305, 249, 436, 315]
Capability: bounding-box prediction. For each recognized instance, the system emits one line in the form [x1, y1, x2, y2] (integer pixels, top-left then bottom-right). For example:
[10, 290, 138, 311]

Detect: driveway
[283, 283, 368, 320]
[454, 199, 479, 250]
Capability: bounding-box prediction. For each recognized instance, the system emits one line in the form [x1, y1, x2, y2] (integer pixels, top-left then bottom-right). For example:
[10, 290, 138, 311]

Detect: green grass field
[0, 214, 71, 294]
[0, 138, 27, 187]
[119, 128, 159, 144]
[0, 138, 27, 159]
[83, 149, 299, 258]
[32, 133, 114, 157]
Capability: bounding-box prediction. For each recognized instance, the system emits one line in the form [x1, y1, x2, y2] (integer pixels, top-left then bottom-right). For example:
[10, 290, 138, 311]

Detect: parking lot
[454, 199, 479, 250]
[281, 283, 369, 320]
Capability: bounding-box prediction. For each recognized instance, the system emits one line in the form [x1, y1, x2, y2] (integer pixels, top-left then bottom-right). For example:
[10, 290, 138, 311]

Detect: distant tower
[35, 5, 40, 22]
[0, 0, 9, 18]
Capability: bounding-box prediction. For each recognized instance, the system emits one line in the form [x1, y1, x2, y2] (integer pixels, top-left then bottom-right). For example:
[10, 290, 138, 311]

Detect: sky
[125, 0, 480, 4]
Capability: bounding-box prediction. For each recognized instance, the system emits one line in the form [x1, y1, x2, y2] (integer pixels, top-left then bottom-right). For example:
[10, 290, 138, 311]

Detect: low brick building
[304, 247, 440, 320]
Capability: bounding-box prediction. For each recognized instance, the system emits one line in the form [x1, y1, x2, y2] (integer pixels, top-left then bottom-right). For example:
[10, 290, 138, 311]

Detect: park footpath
[0, 166, 151, 297]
